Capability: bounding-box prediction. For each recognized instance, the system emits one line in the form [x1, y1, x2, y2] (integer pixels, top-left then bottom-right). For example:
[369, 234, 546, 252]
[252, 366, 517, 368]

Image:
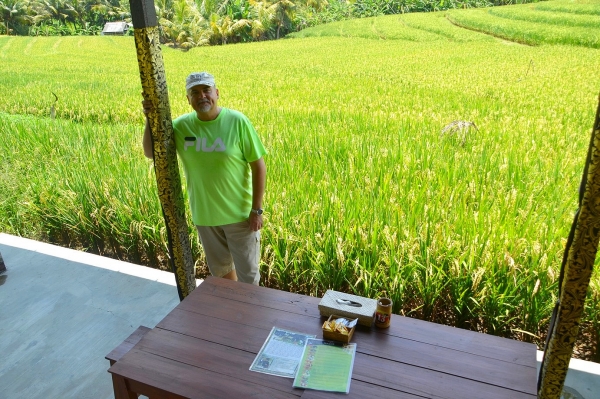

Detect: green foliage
[0, 113, 177, 266]
[1, 0, 545, 47]
[349, 0, 492, 17]
[1, 1, 600, 357]
[29, 17, 102, 34]
[0, 0, 130, 36]
[1, 0, 33, 35]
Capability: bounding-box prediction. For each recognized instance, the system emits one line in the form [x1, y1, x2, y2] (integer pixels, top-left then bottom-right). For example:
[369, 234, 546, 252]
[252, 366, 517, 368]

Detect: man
[143, 72, 267, 285]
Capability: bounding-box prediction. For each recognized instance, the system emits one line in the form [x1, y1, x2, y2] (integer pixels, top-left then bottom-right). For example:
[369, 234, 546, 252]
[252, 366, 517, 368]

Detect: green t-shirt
[172, 108, 266, 226]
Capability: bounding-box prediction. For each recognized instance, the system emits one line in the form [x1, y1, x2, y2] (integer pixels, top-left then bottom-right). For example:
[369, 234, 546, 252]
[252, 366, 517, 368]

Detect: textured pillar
[538, 95, 600, 398]
[129, 0, 195, 300]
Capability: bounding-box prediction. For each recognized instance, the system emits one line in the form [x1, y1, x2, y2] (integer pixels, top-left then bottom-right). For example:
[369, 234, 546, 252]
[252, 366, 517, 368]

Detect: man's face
[187, 84, 219, 115]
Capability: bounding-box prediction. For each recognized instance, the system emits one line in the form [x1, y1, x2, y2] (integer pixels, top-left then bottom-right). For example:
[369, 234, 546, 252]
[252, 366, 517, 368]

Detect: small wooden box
[322, 315, 356, 344]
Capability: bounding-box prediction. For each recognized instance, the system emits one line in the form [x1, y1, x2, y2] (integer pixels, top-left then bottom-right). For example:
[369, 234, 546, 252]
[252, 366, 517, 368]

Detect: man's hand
[249, 212, 263, 231]
[142, 98, 153, 116]
[142, 95, 155, 159]
[248, 158, 266, 231]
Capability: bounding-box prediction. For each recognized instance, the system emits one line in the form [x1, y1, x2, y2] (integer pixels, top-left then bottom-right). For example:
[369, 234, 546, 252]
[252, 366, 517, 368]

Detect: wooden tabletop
[108, 276, 537, 398]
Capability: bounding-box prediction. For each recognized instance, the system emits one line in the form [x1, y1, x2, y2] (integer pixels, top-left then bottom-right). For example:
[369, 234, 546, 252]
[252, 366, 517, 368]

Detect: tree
[37, 0, 78, 24]
[161, 0, 209, 48]
[195, 0, 218, 19]
[0, 0, 32, 35]
[305, 0, 327, 12]
[248, 0, 273, 40]
[266, 0, 295, 39]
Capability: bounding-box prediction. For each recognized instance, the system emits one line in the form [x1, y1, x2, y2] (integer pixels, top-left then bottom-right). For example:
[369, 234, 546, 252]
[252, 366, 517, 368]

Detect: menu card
[249, 327, 316, 378]
[293, 338, 356, 394]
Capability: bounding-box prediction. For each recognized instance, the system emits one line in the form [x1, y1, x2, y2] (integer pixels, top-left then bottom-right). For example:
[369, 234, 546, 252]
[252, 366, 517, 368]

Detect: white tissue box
[318, 290, 377, 327]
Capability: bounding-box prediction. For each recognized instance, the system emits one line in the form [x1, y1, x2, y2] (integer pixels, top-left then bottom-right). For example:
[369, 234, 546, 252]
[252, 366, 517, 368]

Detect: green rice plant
[1, 1, 600, 358]
[446, 7, 600, 47]
[399, 11, 497, 42]
[534, 0, 600, 15]
[287, 15, 444, 41]
[488, 4, 600, 28]
[0, 113, 204, 269]
[0, 36, 142, 122]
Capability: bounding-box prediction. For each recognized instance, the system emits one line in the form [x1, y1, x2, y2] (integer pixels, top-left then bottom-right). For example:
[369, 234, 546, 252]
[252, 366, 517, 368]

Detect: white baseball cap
[185, 72, 216, 90]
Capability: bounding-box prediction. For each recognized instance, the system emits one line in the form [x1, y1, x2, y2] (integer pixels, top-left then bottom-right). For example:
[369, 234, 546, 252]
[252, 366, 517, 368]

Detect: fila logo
[184, 137, 226, 152]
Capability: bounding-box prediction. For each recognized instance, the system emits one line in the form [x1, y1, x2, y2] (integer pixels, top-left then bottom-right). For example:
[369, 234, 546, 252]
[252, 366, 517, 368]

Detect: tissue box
[318, 290, 377, 327]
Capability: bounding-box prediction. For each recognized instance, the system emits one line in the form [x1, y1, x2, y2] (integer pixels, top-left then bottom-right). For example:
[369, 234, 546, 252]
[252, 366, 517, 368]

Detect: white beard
[197, 102, 211, 112]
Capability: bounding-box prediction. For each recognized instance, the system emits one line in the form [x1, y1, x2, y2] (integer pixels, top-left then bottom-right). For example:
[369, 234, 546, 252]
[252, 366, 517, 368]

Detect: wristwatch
[251, 208, 264, 215]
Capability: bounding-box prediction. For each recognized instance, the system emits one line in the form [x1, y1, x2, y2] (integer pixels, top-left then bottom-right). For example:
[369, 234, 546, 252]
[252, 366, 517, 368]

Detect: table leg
[112, 374, 139, 399]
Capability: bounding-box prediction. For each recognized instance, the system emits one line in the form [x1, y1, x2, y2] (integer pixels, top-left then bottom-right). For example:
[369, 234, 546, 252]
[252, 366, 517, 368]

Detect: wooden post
[538, 95, 600, 397]
[129, 0, 195, 300]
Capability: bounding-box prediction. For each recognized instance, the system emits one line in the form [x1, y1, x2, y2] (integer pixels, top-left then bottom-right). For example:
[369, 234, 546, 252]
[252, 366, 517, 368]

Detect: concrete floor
[0, 232, 598, 399]
[0, 233, 182, 399]
[538, 350, 600, 399]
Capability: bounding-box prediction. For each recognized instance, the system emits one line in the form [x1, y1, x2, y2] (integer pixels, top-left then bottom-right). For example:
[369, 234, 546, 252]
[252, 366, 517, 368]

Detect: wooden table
[108, 276, 537, 398]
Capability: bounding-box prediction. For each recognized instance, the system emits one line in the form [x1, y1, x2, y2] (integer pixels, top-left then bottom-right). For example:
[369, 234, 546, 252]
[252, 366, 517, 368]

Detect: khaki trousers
[196, 220, 260, 285]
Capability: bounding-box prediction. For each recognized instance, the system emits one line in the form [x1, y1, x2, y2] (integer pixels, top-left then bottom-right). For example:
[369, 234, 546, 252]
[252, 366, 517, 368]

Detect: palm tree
[37, 0, 78, 25]
[248, 0, 273, 40]
[0, 0, 32, 34]
[305, 0, 328, 12]
[208, 13, 232, 44]
[161, 0, 209, 48]
[83, 0, 125, 27]
[154, 0, 174, 22]
[195, 0, 218, 19]
[266, 0, 295, 39]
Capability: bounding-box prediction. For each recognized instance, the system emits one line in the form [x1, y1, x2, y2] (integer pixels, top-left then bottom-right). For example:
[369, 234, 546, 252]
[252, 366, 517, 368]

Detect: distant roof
[102, 22, 130, 35]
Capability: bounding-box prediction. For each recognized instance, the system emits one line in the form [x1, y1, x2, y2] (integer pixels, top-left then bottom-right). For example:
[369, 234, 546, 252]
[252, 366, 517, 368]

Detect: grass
[535, 0, 600, 15]
[447, 0, 600, 47]
[488, 5, 600, 28]
[1, 0, 600, 359]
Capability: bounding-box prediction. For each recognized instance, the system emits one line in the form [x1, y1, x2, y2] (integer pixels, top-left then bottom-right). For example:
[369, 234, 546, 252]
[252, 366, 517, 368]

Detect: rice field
[1, 0, 600, 359]
[446, 0, 600, 47]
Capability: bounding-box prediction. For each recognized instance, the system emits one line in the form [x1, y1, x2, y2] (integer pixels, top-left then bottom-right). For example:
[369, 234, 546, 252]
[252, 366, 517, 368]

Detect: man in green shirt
[143, 72, 267, 285]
